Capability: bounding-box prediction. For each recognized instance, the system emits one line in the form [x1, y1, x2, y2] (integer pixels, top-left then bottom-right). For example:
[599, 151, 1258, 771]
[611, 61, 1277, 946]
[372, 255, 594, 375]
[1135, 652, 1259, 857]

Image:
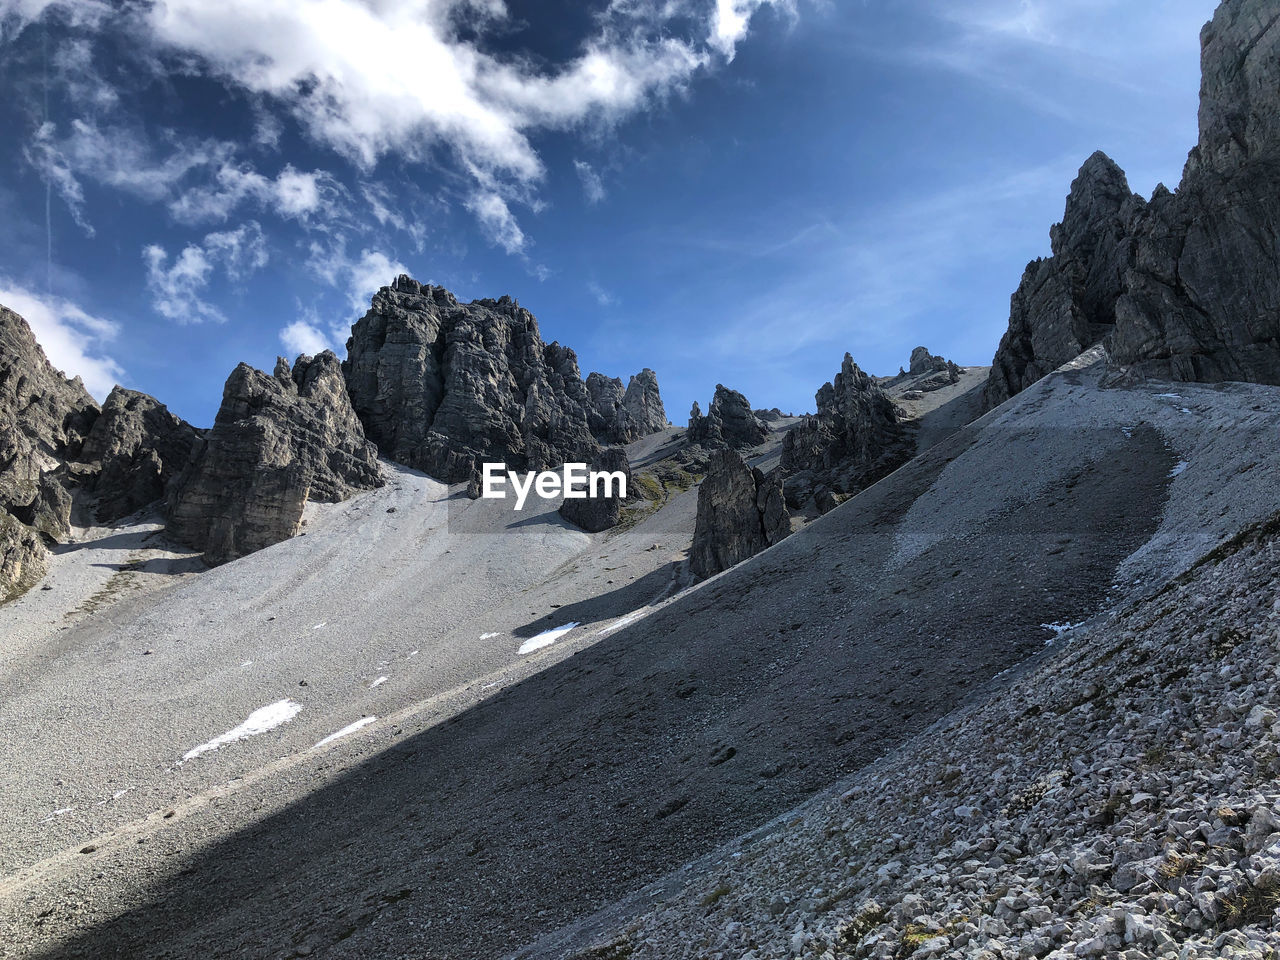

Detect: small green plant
[1218, 877, 1280, 930]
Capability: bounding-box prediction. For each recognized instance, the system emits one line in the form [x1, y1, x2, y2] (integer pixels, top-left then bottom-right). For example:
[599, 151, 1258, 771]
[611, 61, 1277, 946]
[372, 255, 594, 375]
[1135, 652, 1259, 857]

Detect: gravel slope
[4, 354, 1280, 959]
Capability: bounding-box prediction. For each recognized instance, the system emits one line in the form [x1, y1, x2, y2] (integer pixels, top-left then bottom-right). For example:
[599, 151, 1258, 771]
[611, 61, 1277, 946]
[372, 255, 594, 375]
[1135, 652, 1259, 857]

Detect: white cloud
[465, 188, 526, 254]
[573, 159, 606, 204]
[169, 162, 341, 225]
[0, 0, 110, 41]
[280, 317, 332, 356]
[0, 280, 123, 399]
[587, 281, 618, 306]
[144, 221, 269, 323]
[307, 239, 409, 314]
[709, 0, 794, 59]
[141, 0, 787, 251]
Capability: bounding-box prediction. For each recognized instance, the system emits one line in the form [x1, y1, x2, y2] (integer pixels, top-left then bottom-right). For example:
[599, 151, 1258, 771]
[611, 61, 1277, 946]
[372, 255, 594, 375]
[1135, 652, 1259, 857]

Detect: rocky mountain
[1109, 1, 1280, 383]
[987, 0, 1280, 405]
[585, 368, 667, 444]
[73, 387, 200, 523]
[166, 353, 383, 565]
[782, 353, 910, 512]
[343, 276, 666, 483]
[0, 305, 99, 600]
[687, 384, 769, 450]
[689, 448, 789, 579]
[984, 152, 1143, 407]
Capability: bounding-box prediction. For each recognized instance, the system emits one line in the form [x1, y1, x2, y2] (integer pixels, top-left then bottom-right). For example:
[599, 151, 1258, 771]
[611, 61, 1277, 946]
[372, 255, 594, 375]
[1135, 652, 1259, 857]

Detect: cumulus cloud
[144, 221, 269, 323]
[0, 280, 123, 398]
[307, 239, 409, 313]
[573, 159, 606, 204]
[280, 316, 332, 356]
[142, 0, 788, 250]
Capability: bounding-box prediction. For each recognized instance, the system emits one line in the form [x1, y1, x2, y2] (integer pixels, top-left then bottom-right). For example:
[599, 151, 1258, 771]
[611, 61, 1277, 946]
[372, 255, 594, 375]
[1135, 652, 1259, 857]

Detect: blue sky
[0, 0, 1217, 427]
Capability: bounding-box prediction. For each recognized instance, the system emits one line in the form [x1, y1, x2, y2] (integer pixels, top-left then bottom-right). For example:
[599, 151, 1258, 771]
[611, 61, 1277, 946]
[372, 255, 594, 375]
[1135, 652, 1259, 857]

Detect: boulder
[690, 449, 790, 579]
[559, 447, 631, 533]
[166, 352, 383, 565]
[343, 276, 665, 482]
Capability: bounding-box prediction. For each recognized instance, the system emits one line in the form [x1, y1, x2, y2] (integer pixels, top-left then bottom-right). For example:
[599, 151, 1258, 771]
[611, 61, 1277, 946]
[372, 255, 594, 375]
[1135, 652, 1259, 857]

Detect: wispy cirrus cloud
[144, 221, 269, 324]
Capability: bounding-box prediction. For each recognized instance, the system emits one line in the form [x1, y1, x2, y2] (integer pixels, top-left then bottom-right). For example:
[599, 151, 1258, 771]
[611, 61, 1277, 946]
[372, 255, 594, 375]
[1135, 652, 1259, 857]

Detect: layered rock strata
[166, 352, 382, 565]
[690, 448, 790, 579]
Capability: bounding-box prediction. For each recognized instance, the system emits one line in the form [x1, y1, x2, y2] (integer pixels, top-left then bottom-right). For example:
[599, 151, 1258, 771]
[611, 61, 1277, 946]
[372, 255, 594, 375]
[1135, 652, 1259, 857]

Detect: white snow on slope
[1170, 461, 1190, 478]
[313, 717, 376, 749]
[370, 676, 388, 688]
[480, 632, 500, 640]
[518, 622, 580, 655]
[181, 699, 302, 762]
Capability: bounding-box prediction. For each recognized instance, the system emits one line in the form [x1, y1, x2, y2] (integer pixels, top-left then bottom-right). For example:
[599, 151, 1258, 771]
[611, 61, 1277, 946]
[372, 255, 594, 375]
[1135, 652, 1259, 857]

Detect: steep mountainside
[0, 306, 99, 600]
[343, 276, 666, 482]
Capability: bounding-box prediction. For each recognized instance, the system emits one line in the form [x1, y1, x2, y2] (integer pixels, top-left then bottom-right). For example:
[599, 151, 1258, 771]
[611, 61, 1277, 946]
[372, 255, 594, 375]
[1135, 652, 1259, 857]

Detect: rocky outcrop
[908, 347, 961, 382]
[687, 385, 769, 450]
[558, 447, 631, 533]
[166, 352, 382, 565]
[986, 0, 1280, 402]
[0, 304, 100, 600]
[782, 353, 910, 512]
[689, 449, 790, 579]
[1109, 0, 1280, 383]
[343, 277, 665, 483]
[984, 153, 1144, 407]
[74, 387, 200, 523]
[585, 368, 668, 444]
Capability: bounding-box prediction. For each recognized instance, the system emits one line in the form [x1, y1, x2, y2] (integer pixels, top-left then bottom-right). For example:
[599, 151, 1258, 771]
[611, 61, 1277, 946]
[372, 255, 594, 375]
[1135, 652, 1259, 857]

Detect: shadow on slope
[512, 562, 680, 639]
[30, 413, 1174, 960]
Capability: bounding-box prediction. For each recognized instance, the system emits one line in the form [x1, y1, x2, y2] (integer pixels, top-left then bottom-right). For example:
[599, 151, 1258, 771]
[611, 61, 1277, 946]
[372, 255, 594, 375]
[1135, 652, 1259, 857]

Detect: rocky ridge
[0, 305, 99, 600]
[73, 387, 200, 523]
[782, 353, 910, 513]
[343, 276, 666, 483]
[165, 352, 383, 565]
[590, 511, 1280, 960]
[689, 448, 790, 579]
[687, 384, 770, 451]
[986, 0, 1280, 405]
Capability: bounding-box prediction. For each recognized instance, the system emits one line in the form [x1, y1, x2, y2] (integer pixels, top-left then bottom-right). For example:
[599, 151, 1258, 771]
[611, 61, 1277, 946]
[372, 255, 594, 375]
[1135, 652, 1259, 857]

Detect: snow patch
[370, 676, 388, 688]
[480, 632, 500, 640]
[518, 622, 580, 655]
[312, 622, 326, 630]
[313, 717, 376, 749]
[1169, 461, 1190, 478]
[1154, 393, 1182, 399]
[181, 699, 302, 762]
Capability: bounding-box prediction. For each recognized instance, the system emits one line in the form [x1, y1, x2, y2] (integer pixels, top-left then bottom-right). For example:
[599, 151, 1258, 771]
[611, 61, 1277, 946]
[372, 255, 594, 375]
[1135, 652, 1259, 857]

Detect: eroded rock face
[0, 304, 100, 600]
[559, 447, 631, 533]
[1109, 0, 1280, 383]
[985, 153, 1144, 407]
[690, 449, 789, 579]
[75, 387, 200, 523]
[782, 353, 909, 512]
[343, 277, 665, 482]
[986, 0, 1280, 401]
[166, 352, 382, 565]
[687, 385, 769, 450]
[584, 368, 668, 444]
